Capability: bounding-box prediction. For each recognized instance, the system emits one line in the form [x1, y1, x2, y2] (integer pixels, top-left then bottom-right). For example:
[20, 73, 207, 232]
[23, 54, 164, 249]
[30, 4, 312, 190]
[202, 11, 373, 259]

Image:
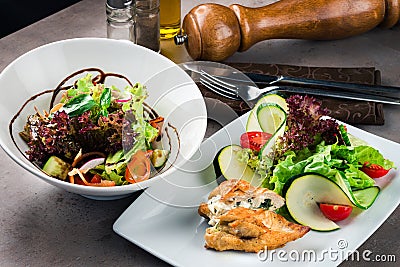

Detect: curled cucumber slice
[283, 172, 380, 231]
[246, 94, 288, 132]
[215, 145, 263, 187]
[256, 103, 287, 158]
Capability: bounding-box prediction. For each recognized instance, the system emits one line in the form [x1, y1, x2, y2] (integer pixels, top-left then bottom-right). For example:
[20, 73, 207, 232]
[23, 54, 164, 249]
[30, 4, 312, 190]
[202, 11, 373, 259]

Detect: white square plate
[113, 112, 399, 266]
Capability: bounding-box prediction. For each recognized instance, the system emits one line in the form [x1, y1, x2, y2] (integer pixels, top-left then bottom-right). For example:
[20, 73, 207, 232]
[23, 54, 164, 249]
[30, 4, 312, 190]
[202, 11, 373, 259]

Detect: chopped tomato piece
[361, 162, 390, 178]
[90, 174, 102, 183]
[125, 150, 151, 183]
[319, 203, 353, 222]
[149, 116, 164, 137]
[73, 176, 86, 185]
[240, 131, 272, 152]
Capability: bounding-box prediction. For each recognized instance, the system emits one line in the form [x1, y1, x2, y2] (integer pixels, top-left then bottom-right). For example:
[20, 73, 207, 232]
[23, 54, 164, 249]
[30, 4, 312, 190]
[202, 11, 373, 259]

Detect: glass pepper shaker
[135, 0, 161, 52]
[106, 0, 134, 42]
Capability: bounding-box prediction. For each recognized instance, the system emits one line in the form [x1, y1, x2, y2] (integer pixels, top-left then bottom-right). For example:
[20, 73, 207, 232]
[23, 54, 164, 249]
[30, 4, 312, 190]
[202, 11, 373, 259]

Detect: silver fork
[199, 71, 400, 105]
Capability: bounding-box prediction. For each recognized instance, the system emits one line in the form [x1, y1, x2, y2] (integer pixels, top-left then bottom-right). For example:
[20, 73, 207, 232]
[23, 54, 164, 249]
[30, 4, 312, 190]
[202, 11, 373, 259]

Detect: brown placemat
[198, 63, 384, 125]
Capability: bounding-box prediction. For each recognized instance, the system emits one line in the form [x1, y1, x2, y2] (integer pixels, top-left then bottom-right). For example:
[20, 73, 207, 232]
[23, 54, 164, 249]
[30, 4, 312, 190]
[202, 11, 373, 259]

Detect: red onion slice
[79, 158, 105, 171]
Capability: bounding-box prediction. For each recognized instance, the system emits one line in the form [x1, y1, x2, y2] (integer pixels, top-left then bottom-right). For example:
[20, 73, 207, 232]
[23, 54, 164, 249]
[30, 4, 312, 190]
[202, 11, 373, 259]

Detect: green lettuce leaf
[354, 146, 395, 170]
[343, 164, 375, 189]
[268, 142, 392, 195]
[237, 148, 274, 188]
[144, 121, 159, 147]
[61, 94, 96, 117]
[107, 170, 127, 186]
[121, 83, 159, 162]
[76, 74, 93, 93]
[270, 152, 308, 195]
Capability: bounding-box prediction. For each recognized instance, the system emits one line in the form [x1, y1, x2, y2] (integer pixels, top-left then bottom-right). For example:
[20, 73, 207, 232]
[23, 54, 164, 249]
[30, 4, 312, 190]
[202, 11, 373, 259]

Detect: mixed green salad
[19, 73, 169, 187]
[216, 94, 395, 231]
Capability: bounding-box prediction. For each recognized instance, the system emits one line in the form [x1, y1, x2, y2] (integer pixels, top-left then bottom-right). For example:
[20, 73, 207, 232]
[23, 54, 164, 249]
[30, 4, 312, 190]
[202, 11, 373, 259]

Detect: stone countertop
[0, 0, 399, 266]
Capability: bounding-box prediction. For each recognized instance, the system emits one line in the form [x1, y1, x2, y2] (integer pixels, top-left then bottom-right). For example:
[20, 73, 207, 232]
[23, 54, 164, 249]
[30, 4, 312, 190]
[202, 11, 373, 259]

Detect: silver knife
[245, 72, 400, 99]
[180, 62, 400, 100]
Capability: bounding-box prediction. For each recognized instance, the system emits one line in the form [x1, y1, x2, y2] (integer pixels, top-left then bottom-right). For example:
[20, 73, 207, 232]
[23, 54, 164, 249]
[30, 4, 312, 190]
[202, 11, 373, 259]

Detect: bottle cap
[107, 0, 132, 9]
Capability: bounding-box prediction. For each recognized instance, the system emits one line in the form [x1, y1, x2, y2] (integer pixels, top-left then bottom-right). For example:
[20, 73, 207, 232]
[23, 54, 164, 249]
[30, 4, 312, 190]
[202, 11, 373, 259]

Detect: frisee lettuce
[121, 82, 158, 161]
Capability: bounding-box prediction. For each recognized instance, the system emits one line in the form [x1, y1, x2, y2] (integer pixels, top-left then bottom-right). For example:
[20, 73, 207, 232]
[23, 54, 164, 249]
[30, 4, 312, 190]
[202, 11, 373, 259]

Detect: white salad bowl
[0, 38, 207, 200]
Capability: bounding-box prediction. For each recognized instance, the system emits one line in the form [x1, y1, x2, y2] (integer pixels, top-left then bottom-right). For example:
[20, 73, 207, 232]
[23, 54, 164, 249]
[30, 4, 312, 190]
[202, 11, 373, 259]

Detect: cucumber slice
[42, 156, 71, 180]
[339, 124, 351, 146]
[283, 172, 380, 231]
[333, 171, 379, 209]
[257, 103, 287, 134]
[216, 145, 263, 187]
[348, 133, 369, 147]
[284, 173, 355, 231]
[257, 103, 287, 158]
[246, 94, 288, 132]
[150, 149, 169, 168]
[351, 186, 380, 209]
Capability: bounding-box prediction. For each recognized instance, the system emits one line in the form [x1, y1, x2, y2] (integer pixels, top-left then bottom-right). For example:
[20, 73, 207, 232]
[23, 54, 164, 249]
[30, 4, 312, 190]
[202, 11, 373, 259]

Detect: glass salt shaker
[135, 0, 161, 52]
[106, 0, 134, 42]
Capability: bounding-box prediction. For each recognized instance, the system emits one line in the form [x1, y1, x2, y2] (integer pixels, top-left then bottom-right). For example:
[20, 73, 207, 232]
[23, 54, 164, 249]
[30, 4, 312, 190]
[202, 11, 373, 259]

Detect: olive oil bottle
[159, 0, 181, 39]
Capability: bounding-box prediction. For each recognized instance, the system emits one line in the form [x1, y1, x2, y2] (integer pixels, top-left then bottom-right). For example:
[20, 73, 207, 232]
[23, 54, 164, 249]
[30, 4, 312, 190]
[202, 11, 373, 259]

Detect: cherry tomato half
[125, 150, 151, 183]
[319, 203, 353, 222]
[240, 131, 272, 152]
[361, 162, 390, 178]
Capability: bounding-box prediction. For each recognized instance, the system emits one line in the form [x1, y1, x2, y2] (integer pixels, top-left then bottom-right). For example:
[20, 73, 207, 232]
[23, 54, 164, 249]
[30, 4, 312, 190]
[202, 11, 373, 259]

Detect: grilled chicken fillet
[204, 207, 310, 252]
[199, 179, 285, 223]
[199, 179, 310, 252]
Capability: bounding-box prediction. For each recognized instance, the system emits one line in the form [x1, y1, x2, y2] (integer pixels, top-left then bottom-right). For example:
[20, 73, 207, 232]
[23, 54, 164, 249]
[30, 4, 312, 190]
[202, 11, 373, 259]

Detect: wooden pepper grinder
[174, 0, 399, 61]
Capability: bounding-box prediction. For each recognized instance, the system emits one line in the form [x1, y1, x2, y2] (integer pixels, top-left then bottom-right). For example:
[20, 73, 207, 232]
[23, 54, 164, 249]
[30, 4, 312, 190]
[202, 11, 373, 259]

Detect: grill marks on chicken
[198, 179, 310, 252]
[204, 207, 310, 252]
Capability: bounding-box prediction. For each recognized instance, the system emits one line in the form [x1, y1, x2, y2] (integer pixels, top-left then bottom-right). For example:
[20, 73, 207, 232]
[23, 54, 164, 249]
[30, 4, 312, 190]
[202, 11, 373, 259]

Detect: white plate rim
[113, 111, 400, 266]
[0, 37, 208, 199]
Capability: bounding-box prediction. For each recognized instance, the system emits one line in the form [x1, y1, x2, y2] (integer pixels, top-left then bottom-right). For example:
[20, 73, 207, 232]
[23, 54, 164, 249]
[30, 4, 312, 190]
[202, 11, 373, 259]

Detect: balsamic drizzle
[9, 68, 180, 182]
